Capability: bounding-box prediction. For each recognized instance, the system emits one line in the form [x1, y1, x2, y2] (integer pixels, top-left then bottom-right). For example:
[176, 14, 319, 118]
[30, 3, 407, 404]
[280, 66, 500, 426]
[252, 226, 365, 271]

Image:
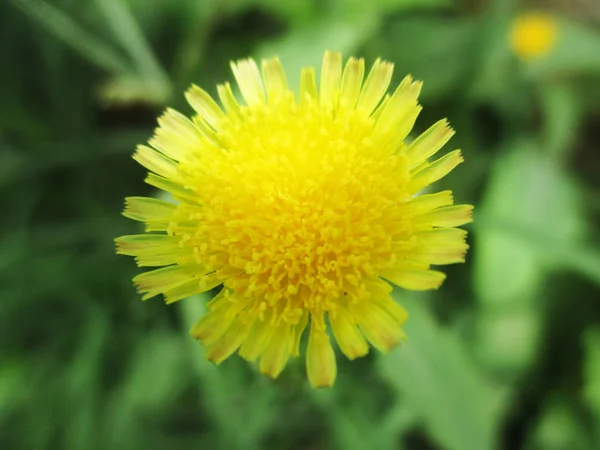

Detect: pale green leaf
[475, 140, 587, 306]
[378, 294, 504, 450]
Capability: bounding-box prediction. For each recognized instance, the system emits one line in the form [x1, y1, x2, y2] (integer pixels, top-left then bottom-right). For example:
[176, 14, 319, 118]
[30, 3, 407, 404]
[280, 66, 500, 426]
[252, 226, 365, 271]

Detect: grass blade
[11, 0, 131, 74]
[94, 0, 171, 99]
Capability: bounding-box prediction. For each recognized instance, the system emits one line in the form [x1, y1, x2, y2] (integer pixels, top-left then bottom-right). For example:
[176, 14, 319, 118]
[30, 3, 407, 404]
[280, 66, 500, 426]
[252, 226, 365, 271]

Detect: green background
[2, 0, 600, 449]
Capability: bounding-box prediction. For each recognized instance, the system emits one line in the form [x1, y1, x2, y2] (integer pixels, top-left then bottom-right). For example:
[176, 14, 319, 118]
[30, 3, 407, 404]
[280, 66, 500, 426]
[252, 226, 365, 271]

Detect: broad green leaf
[475, 139, 586, 307]
[378, 294, 504, 450]
[474, 140, 588, 373]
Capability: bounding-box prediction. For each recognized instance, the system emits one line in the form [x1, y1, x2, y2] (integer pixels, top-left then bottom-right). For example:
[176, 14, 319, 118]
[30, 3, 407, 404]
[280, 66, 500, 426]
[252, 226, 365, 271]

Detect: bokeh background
[2, 0, 600, 449]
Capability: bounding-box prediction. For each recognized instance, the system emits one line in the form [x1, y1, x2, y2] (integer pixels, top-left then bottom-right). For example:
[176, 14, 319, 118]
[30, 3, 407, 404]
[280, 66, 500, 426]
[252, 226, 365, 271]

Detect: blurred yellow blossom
[510, 12, 559, 61]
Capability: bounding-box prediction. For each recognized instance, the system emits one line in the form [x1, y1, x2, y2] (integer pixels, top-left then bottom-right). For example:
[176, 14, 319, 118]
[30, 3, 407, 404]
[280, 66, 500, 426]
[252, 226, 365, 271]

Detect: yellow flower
[115, 51, 473, 388]
[510, 12, 558, 61]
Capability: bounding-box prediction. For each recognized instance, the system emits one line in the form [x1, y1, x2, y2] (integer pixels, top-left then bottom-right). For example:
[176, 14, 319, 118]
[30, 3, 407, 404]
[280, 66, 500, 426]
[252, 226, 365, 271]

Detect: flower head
[510, 12, 558, 61]
[116, 51, 473, 387]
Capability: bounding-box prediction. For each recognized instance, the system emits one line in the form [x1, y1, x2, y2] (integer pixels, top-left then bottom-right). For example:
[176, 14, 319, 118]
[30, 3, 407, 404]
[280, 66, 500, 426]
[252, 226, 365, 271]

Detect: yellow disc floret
[115, 51, 473, 388]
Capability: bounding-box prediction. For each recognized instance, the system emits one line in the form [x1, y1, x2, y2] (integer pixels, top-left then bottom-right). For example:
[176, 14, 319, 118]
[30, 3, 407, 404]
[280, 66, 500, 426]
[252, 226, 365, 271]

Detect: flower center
[180, 93, 412, 324]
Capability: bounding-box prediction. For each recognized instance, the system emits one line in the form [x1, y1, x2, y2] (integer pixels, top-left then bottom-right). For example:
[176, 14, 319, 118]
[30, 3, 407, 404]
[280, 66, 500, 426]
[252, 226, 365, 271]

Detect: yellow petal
[339, 57, 365, 109]
[144, 173, 198, 204]
[365, 281, 409, 327]
[356, 58, 394, 115]
[259, 324, 293, 378]
[230, 58, 265, 106]
[330, 309, 369, 359]
[190, 290, 235, 344]
[404, 190, 454, 215]
[185, 84, 225, 129]
[115, 234, 183, 267]
[408, 149, 464, 193]
[300, 67, 318, 105]
[373, 75, 422, 142]
[354, 302, 405, 352]
[320, 50, 342, 108]
[133, 265, 205, 300]
[239, 318, 274, 362]
[152, 108, 203, 162]
[164, 272, 221, 304]
[370, 93, 390, 121]
[416, 227, 467, 243]
[306, 316, 337, 388]
[217, 82, 242, 118]
[122, 197, 177, 230]
[414, 204, 474, 229]
[290, 309, 309, 357]
[261, 57, 288, 102]
[412, 228, 469, 265]
[381, 267, 447, 291]
[405, 119, 455, 167]
[133, 145, 179, 180]
[205, 317, 252, 364]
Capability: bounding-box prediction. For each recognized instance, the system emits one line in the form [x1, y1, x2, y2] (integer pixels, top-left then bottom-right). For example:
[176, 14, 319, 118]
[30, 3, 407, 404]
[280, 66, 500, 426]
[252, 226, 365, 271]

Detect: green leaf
[473, 140, 591, 373]
[378, 294, 504, 450]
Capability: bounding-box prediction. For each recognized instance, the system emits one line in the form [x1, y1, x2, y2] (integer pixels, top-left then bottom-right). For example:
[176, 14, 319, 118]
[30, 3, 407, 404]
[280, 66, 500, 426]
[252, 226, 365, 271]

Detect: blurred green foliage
[1, 0, 600, 449]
